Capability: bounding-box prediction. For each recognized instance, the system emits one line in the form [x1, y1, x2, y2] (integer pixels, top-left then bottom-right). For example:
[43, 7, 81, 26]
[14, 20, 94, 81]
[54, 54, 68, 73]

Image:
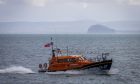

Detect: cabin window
[68, 58, 76, 62]
[78, 57, 86, 61]
[57, 58, 76, 63]
[81, 57, 86, 60]
[79, 57, 83, 61]
[57, 59, 63, 63]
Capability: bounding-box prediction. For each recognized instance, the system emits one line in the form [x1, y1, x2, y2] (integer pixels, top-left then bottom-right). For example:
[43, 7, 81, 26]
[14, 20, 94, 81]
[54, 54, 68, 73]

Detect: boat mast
[51, 37, 55, 57]
[51, 37, 53, 50]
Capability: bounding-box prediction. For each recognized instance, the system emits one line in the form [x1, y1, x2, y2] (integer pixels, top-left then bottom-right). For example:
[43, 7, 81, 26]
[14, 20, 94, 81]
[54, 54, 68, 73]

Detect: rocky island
[87, 24, 115, 34]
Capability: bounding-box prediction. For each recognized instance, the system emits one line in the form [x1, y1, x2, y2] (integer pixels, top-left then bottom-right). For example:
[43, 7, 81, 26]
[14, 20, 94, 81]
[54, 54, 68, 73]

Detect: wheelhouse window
[78, 57, 86, 61]
[57, 58, 76, 63]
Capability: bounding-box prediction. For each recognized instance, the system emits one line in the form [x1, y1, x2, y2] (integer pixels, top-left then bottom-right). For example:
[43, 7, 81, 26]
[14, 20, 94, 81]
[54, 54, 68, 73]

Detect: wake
[0, 66, 35, 74]
[0, 66, 118, 75]
[46, 68, 119, 75]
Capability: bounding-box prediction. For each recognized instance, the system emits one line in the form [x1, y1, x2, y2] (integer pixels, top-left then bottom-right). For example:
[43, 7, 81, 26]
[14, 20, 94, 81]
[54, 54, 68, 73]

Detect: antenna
[66, 46, 69, 56]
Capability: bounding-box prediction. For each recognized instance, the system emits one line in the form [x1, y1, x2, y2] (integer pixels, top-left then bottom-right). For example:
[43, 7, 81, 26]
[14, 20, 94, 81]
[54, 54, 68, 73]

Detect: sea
[0, 34, 140, 84]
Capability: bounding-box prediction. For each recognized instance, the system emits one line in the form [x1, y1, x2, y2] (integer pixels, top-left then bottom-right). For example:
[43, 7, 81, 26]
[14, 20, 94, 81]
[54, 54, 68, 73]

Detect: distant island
[87, 24, 116, 34]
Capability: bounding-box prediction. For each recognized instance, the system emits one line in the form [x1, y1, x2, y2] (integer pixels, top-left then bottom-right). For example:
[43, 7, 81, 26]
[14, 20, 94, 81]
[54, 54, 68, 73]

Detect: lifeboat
[38, 38, 112, 72]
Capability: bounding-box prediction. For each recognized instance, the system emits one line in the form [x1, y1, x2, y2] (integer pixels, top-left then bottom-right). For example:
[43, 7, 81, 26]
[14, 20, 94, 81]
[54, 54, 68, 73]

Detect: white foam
[46, 69, 117, 75]
[46, 70, 82, 75]
[108, 68, 119, 74]
[0, 66, 35, 74]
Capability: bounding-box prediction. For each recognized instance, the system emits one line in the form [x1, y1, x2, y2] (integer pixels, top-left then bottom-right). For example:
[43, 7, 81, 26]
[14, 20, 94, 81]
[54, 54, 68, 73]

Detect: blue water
[0, 34, 140, 84]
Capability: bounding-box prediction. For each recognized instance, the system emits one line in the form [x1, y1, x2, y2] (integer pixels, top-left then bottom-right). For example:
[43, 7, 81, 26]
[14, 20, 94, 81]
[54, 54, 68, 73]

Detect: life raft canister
[43, 63, 47, 68]
[39, 64, 42, 68]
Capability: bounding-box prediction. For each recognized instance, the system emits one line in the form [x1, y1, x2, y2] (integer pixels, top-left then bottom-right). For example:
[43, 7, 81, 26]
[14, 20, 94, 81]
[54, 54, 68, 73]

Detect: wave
[0, 66, 118, 75]
[46, 69, 115, 75]
[46, 69, 118, 75]
[46, 70, 82, 75]
[0, 66, 35, 74]
[107, 68, 119, 74]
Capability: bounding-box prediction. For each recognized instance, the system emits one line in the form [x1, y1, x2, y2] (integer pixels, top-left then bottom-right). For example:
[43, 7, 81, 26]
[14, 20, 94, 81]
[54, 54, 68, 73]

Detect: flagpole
[51, 37, 55, 57]
[51, 37, 53, 50]
[67, 46, 68, 56]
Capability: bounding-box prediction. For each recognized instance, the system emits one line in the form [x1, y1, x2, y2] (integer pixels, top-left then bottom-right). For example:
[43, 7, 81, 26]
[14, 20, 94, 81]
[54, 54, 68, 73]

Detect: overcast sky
[0, 0, 140, 22]
[0, 0, 140, 34]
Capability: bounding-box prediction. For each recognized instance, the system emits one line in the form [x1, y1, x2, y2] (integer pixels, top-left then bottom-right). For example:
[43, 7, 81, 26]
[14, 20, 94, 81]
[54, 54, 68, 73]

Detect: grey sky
[0, 0, 140, 34]
[0, 0, 140, 22]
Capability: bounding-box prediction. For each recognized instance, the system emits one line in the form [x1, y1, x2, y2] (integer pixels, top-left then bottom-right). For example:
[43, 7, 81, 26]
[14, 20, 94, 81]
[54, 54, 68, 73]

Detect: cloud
[115, 0, 128, 4]
[27, 0, 48, 7]
[3, 0, 139, 7]
[0, 0, 46, 7]
[0, 0, 5, 4]
[115, 0, 140, 5]
[129, 0, 140, 5]
[0, 0, 140, 22]
[82, 2, 88, 8]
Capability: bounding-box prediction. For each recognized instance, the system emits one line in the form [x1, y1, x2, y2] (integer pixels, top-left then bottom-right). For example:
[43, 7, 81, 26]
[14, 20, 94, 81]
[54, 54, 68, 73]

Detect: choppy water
[0, 34, 140, 84]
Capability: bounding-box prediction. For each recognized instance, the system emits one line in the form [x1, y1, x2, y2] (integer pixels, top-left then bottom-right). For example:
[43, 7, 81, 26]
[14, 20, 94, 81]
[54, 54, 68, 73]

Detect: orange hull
[48, 55, 93, 72]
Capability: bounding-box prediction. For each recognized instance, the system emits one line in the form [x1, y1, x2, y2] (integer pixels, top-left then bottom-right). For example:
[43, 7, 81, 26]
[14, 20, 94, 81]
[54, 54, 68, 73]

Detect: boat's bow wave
[0, 66, 35, 74]
[46, 70, 82, 75]
[107, 68, 119, 75]
[46, 69, 114, 75]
